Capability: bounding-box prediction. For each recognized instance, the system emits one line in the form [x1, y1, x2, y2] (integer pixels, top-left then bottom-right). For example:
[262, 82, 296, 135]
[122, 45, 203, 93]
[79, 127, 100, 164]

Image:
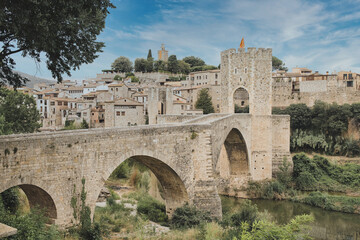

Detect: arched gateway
[0, 46, 291, 227]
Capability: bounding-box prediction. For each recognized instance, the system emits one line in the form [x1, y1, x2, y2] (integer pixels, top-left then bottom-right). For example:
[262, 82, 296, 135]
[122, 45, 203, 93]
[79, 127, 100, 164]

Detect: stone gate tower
[220, 47, 274, 180]
[220, 47, 272, 115]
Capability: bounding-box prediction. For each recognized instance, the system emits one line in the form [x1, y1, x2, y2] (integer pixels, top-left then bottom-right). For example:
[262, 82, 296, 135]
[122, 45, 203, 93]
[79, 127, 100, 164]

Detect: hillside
[15, 71, 57, 88]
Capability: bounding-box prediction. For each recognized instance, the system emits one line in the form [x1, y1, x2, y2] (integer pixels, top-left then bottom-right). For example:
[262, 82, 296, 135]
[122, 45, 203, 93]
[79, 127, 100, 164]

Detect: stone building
[90, 105, 105, 128]
[108, 82, 133, 99]
[157, 43, 169, 62]
[104, 98, 145, 127]
[182, 69, 220, 87]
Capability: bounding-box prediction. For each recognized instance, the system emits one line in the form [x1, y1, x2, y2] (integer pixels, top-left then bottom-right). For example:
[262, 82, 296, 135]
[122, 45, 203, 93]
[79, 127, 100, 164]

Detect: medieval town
[1, 1, 360, 240]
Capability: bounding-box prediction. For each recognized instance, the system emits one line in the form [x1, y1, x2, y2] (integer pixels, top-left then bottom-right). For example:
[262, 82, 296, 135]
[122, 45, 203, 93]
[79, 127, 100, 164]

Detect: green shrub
[110, 160, 131, 179]
[229, 200, 258, 227]
[137, 195, 168, 223]
[1, 187, 19, 214]
[276, 158, 292, 188]
[80, 119, 89, 129]
[0, 207, 61, 240]
[235, 214, 314, 240]
[171, 204, 211, 229]
[138, 171, 150, 192]
[263, 181, 285, 199]
[292, 153, 360, 191]
[295, 171, 316, 190]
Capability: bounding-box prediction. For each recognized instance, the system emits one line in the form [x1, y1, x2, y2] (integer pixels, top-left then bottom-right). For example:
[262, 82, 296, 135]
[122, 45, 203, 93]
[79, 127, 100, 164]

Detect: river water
[221, 196, 360, 240]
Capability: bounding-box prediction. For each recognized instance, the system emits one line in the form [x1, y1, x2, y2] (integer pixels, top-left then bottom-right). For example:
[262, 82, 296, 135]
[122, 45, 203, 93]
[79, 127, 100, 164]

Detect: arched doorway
[234, 87, 249, 113]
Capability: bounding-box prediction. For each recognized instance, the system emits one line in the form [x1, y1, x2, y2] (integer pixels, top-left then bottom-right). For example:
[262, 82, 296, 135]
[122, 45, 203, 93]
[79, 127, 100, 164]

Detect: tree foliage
[0, 0, 115, 87]
[111, 56, 133, 73]
[154, 60, 167, 72]
[272, 56, 288, 72]
[177, 60, 191, 74]
[147, 49, 152, 60]
[195, 88, 214, 114]
[134, 58, 147, 72]
[167, 55, 179, 73]
[0, 88, 40, 134]
[183, 56, 205, 68]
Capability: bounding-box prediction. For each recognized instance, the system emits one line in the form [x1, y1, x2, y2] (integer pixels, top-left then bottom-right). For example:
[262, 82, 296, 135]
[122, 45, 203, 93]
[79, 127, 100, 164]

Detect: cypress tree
[147, 49, 152, 60]
[195, 89, 215, 114]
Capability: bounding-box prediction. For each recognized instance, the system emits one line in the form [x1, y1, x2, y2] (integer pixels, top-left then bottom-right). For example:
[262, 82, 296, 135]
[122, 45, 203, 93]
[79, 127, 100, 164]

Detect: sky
[12, 0, 360, 81]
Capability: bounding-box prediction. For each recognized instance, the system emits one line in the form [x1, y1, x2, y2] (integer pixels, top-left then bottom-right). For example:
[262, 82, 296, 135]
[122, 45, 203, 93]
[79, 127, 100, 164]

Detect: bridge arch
[217, 128, 250, 177]
[1, 184, 57, 222]
[91, 151, 190, 216]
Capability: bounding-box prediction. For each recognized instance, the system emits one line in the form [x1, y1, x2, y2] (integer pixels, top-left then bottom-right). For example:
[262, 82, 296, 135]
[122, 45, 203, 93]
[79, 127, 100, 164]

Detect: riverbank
[245, 153, 360, 215]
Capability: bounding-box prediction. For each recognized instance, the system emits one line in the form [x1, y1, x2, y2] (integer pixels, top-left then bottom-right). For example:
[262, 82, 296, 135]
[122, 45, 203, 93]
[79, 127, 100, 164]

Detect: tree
[177, 60, 190, 74]
[134, 58, 147, 72]
[146, 57, 154, 72]
[183, 56, 205, 68]
[111, 56, 133, 73]
[113, 75, 122, 80]
[154, 60, 167, 72]
[272, 56, 288, 72]
[147, 49, 152, 60]
[168, 55, 179, 73]
[202, 65, 218, 71]
[285, 104, 312, 130]
[0, 0, 115, 87]
[195, 88, 214, 114]
[80, 119, 89, 129]
[0, 88, 40, 134]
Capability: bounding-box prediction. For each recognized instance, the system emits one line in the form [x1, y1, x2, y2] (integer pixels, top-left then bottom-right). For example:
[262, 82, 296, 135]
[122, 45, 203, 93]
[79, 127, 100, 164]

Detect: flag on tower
[240, 38, 245, 48]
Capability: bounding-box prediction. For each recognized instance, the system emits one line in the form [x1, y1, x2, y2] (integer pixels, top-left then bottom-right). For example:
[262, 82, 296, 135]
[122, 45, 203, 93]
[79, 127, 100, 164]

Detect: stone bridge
[0, 113, 289, 226]
[0, 46, 291, 227]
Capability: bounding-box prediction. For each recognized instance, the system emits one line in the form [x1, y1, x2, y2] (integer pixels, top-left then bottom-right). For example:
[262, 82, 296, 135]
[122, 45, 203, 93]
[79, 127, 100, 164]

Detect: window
[347, 81, 353, 87]
[92, 113, 94, 116]
[116, 88, 118, 92]
[241, 101, 245, 106]
[40, 100, 42, 104]
[50, 102, 55, 106]
[234, 68, 237, 74]
[116, 111, 120, 116]
[111, 88, 113, 91]
[349, 74, 353, 80]
[121, 111, 125, 116]
[245, 68, 248, 73]
[58, 101, 62, 106]
[215, 74, 218, 79]
[343, 74, 347, 80]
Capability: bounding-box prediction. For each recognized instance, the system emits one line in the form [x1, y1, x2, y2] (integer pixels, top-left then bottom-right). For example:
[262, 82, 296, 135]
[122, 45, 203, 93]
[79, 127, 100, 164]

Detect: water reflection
[221, 197, 360, 240]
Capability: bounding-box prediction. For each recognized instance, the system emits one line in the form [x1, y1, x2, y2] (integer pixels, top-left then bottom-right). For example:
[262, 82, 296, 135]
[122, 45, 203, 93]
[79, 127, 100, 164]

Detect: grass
[292, 192, 360, 214]
[246, 153, 360, 214]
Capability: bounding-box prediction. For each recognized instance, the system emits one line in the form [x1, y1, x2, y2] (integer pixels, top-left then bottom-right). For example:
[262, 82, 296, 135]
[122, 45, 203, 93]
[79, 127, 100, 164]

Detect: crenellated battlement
[221, 47, 272, 60]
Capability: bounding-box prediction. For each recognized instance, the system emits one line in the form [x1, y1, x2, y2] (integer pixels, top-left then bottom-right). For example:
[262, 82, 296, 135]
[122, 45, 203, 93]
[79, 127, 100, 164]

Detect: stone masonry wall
[0, 124, 222, 226]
